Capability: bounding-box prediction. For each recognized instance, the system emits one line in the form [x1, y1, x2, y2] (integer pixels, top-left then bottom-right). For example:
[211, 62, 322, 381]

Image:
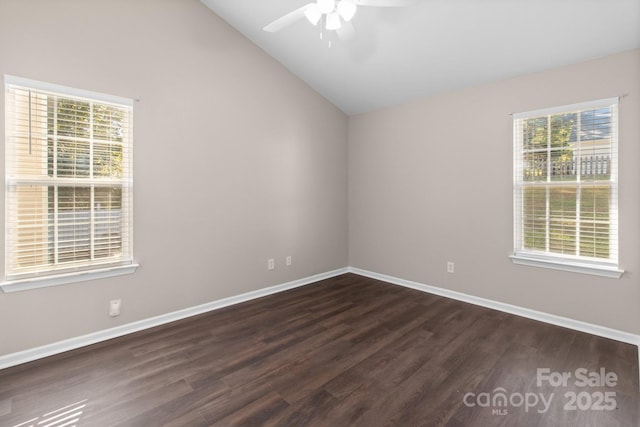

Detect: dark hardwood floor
[1, 273, 638, 426]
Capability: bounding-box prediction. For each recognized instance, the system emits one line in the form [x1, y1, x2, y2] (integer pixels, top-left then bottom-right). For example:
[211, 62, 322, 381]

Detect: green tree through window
[4, 76, 133, 281]
[514, 99, 618, 272]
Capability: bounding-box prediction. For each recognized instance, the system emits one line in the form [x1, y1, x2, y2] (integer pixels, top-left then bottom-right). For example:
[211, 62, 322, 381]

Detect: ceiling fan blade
[263, 4, 314, 32]
[352, 0, 415, 6]
[336, 21, 355, 41]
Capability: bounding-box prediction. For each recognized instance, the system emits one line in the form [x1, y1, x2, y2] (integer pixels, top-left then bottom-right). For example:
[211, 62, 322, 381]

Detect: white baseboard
[348, 267, 640, 348]
[2, 266, 639, 373]
[0, 268, 349, 370]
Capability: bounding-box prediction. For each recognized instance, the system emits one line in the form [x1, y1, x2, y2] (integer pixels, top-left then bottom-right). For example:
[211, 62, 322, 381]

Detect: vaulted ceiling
[201, 0, 640, 115]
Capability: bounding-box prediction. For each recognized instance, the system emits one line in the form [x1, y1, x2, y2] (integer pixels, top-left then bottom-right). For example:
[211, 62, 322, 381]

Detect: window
[3, 76, 136, 291]
[512, 98, 622, 278]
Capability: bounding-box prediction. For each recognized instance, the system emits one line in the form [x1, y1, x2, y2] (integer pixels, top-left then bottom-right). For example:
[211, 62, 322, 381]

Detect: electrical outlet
[109, 299, 121, 317]
[286, 256, 292, 266]
[447, 261, 455, 274]
[268, 258, 275, 270]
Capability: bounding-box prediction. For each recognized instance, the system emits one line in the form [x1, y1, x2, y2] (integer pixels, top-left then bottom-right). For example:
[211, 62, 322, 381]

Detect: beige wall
[349, 49, 640, 334]
[0, 0, 349, 355]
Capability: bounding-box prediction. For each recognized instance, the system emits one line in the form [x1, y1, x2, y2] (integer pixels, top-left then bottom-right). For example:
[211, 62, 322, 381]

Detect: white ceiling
[200, 0, 640, 115]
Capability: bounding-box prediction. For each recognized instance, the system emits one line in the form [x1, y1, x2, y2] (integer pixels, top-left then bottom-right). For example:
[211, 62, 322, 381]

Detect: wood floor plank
[209, 391, 289, 427]
[0, 273, 637, 426]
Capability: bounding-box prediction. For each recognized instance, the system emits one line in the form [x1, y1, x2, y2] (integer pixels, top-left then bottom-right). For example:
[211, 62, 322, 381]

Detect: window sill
[0, 263, 139, 293]
[510, 255, 623, 279]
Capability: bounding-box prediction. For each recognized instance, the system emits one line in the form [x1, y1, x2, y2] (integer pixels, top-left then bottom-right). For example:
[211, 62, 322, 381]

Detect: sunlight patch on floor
[13, 399, 88, 427]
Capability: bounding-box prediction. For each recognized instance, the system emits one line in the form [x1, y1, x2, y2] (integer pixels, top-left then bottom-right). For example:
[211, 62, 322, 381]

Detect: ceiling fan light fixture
[304, 4, 322, 26]
[317, 0, 336, 14]
[326, 11, 342, 30]
[337, 1, 357, 22]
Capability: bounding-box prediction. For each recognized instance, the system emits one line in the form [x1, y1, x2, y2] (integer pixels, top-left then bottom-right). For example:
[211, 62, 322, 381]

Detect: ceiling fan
[263, 0, 414, 41]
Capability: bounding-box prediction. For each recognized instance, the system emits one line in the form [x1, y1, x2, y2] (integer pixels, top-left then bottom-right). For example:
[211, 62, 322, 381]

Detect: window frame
[511, 97, 623, 278]
[1, 76, 138, 292]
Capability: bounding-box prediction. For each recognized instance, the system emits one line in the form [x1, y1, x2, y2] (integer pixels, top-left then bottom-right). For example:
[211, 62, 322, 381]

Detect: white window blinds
[513, 98, 619, 274]
[4, 76, 134, 281]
